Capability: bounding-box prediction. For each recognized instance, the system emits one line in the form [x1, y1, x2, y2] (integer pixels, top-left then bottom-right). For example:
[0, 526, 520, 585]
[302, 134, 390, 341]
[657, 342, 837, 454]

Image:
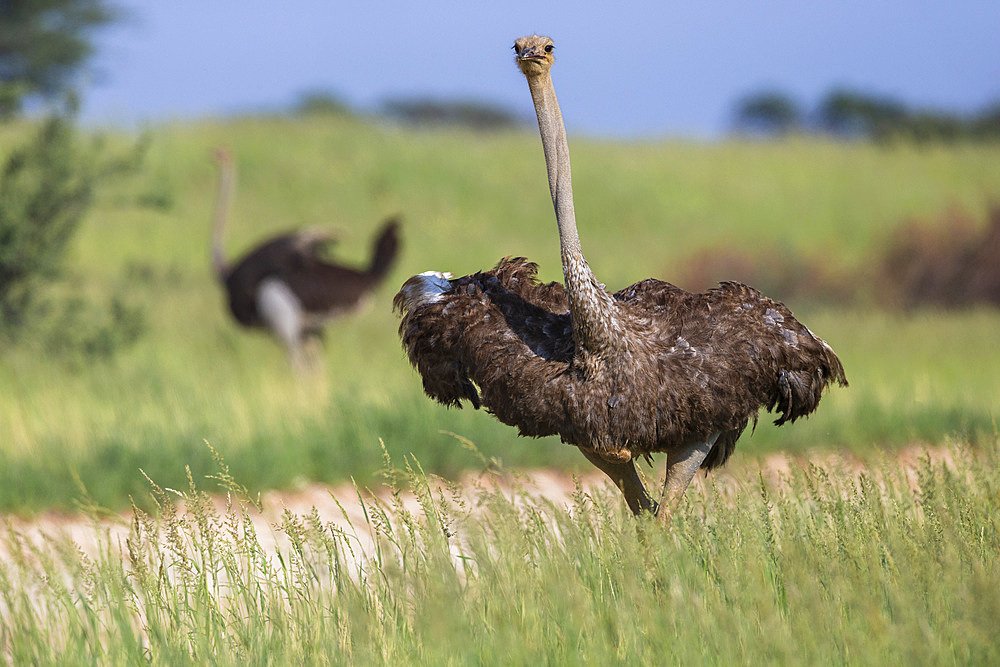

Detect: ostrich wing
[613, 278, 847, 467]
[396, 257, 574, 414]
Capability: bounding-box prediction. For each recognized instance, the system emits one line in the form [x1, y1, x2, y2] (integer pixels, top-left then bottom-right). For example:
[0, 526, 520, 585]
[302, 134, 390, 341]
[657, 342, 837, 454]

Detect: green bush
[0, 113, 146, 347]
[0, 114, 92, 331]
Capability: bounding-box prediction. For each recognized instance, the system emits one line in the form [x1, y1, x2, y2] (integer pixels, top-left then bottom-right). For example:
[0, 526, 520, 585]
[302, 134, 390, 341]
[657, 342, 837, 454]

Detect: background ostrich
[211, 148, 401, 368]
[395, 35, 847, 524]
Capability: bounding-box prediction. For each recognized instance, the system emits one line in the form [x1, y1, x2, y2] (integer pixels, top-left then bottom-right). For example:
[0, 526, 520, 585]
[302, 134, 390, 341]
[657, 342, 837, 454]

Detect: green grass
[1, 440, 998, 663]
[0, 115, 999, 512]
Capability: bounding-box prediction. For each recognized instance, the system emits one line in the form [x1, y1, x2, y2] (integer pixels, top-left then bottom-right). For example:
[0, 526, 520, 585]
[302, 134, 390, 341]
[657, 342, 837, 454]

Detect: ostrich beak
[516, 47, 544, 61]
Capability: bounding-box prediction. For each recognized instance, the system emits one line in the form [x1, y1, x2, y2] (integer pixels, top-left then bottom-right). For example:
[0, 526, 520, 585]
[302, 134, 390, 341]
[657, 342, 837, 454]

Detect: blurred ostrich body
[212, 148, 400, 368]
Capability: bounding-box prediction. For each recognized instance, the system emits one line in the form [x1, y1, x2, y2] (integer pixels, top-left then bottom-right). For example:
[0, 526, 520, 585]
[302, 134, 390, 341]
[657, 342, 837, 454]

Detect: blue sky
[83, 0, 1000, 138]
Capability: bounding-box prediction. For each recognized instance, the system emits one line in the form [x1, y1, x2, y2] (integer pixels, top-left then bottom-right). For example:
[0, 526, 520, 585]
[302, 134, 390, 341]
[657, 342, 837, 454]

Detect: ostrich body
[212, 148, 400, 367]
[394, 35, 846, 523]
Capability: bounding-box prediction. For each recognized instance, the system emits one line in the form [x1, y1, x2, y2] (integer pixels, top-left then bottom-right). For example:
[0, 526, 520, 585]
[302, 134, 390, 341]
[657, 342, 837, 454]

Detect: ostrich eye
[544, 44, 553, 53]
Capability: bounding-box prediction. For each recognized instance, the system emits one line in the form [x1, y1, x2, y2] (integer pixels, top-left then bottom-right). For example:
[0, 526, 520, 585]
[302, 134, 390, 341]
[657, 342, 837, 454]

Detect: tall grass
[2, 439, 998, 663]
[0, 115, 998, 512]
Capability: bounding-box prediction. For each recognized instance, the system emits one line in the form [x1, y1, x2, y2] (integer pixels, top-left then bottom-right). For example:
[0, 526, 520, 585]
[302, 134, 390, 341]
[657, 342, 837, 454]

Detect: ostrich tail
[770, 346, 848, 426]
[393, 271, 454, 314]
[367, 217, 401, 281]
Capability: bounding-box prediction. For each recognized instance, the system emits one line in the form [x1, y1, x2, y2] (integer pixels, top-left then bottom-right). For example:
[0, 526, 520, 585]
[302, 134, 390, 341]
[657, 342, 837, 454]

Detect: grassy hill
[1, 113, 999, 511]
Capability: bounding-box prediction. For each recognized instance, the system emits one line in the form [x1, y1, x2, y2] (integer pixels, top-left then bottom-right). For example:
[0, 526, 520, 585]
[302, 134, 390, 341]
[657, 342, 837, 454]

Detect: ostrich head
[513, 34, 555, 77]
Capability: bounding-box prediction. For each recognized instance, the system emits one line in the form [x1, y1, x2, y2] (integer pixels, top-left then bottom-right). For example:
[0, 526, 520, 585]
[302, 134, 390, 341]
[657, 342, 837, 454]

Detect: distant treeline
[292, 90, 526, 131]
[733, 88, 1000, 142]
[294, 88, 1000, 140]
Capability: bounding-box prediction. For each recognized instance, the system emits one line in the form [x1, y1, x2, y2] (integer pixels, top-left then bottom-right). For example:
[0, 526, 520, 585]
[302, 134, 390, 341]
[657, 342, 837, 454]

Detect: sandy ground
[0, 467, 610, 567]
[0, 445, 961, 570]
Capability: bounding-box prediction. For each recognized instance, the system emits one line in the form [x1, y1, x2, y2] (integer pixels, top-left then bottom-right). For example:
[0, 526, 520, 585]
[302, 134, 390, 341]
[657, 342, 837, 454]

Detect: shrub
[879, 206, 1000, 309]
[674, 244, 852, 306]
[0, 114, 91, 330]
[0, 111, 144, 342]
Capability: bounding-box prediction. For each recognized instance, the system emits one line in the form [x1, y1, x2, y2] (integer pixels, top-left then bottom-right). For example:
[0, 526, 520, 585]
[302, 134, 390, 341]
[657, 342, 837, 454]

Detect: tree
[732, 90, 803, 137]
[971, 103, 1000, 140]
[0, 0, 118, 118]
[815, 89, 909, 140]
[292, 90, 353, 117]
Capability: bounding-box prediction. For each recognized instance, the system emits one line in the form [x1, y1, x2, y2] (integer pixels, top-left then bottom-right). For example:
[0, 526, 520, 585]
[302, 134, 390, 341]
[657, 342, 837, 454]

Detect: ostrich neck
[526, 72, 622, 355]
[212, 161, 234, 279]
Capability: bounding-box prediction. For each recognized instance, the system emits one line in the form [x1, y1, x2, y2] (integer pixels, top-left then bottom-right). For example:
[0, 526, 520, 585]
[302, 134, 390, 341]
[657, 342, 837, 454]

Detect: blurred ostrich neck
[526, 72, 622, 355]
[212, 158, 234, 279]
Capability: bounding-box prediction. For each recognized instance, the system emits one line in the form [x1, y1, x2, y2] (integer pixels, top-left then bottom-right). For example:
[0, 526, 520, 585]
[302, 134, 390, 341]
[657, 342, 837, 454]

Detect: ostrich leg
[579, 449, 658, 515]
[655, 432, 720, 525]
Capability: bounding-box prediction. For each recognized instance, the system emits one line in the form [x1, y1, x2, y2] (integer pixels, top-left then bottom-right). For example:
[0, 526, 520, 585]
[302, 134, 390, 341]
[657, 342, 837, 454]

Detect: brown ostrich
[211, 148, 400, 368]
[394, 35, 847, 523]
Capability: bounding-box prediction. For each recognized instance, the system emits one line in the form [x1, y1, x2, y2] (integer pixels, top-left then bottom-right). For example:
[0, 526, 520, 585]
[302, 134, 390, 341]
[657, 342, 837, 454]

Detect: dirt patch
[0, 445, 962, 568]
